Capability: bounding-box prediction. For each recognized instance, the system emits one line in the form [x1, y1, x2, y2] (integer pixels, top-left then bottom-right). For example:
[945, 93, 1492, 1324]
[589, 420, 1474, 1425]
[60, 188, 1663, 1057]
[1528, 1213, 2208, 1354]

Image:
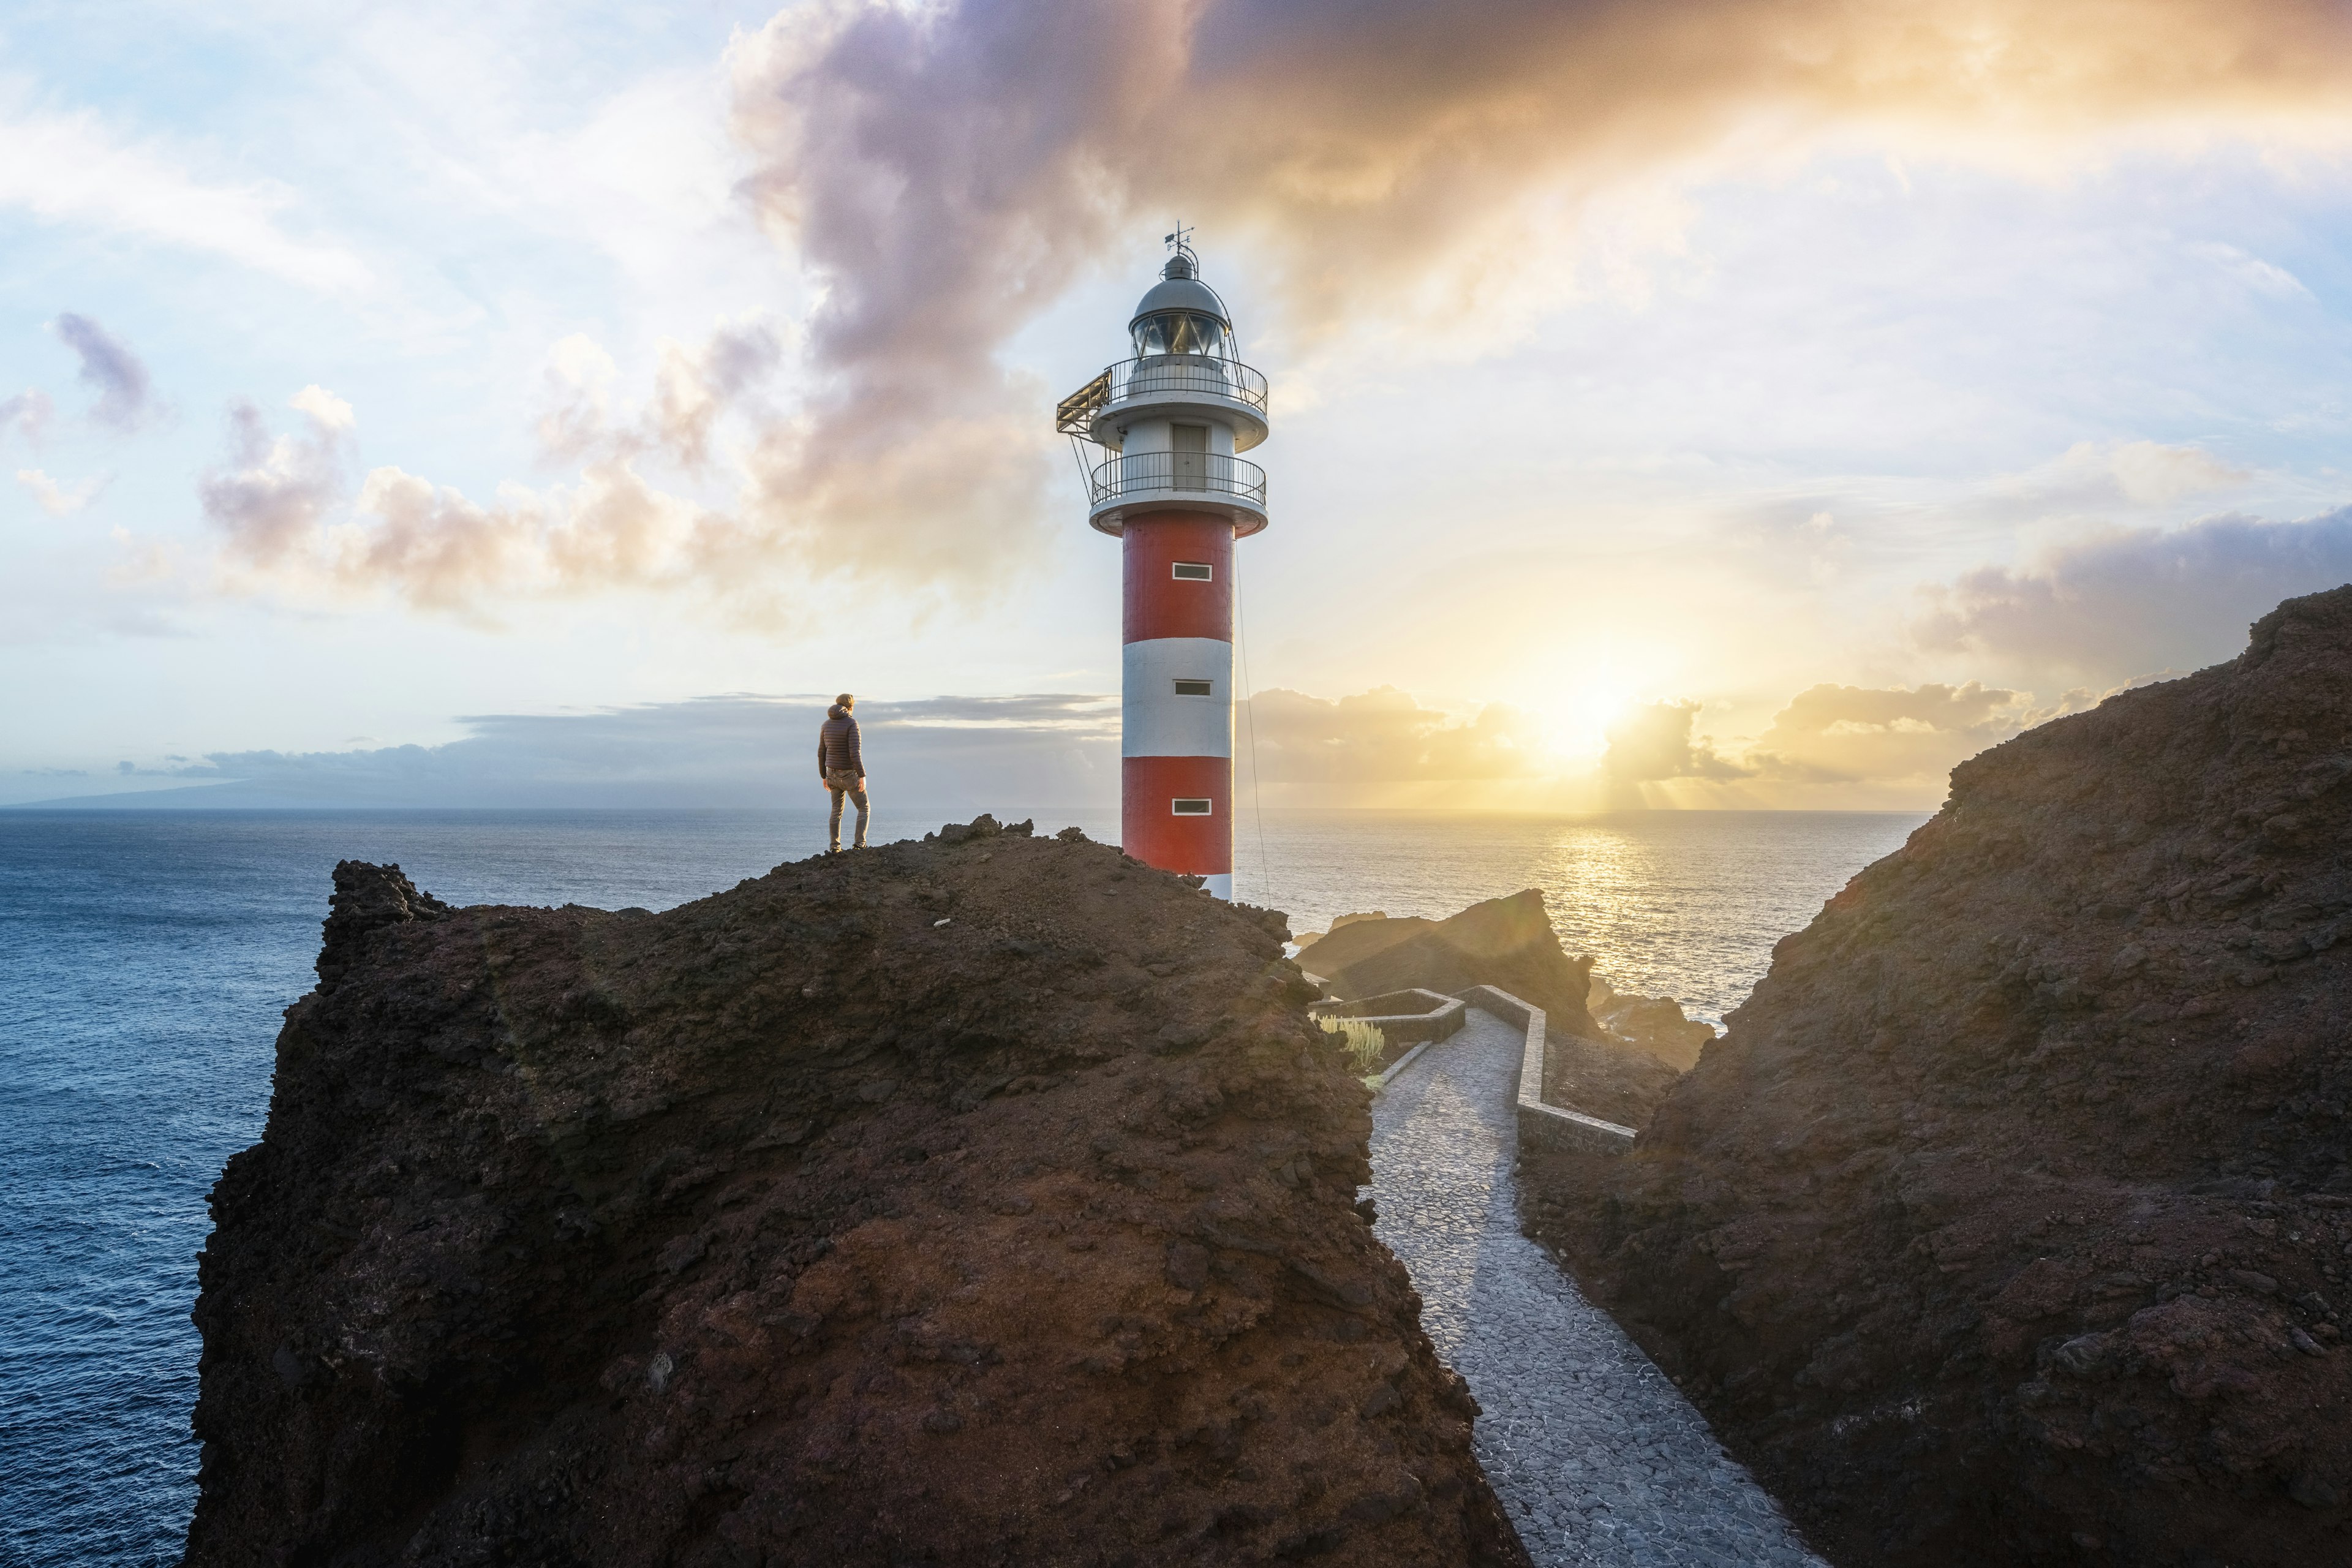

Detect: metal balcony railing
[1089, 450, 1268, 508]
[1057, 356, 1268, 434]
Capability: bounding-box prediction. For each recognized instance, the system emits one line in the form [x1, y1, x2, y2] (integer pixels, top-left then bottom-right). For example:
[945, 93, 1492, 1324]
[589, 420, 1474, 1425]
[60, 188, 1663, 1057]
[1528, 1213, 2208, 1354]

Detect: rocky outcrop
[1586, 975, 1716, 1072]
[1299, 893, 1679, 1129]
[186, 820, 1528, 1567]
[1526, 586, 2352, 1567]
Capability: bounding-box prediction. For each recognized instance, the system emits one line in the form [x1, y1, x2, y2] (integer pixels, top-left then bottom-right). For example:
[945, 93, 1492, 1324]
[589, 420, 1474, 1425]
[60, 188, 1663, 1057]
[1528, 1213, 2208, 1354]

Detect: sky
[6, 0, 2352, 812]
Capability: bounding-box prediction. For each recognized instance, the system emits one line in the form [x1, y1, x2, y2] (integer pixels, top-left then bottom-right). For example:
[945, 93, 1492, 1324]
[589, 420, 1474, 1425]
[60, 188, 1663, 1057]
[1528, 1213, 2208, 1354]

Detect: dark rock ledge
[186, 824, 1529, 1567]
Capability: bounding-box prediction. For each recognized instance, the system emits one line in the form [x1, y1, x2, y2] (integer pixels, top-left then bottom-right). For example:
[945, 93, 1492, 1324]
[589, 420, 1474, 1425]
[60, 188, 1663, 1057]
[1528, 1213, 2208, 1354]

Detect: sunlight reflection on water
[1231, 809, 1928, 1025]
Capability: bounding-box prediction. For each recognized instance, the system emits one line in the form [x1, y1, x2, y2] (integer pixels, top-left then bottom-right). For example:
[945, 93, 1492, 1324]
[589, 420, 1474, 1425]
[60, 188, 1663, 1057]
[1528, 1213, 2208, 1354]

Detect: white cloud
[2105, 440, 2249, 505]
[0, 105, 372, 292]
[2189, 240, 2312, 300]
[1995, 439, 2250, 510]
[0, 388, 54, 451]
[198, 389, 353, 570]
[15, 468, 103, 516]
[536, 320, 782, 469]
[289, 384, 355, 432]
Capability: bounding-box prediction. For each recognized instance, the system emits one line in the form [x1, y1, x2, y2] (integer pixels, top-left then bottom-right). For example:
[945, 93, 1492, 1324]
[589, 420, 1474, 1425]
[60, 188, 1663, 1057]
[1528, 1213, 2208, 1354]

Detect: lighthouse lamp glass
[1132, 311, 1226, 358]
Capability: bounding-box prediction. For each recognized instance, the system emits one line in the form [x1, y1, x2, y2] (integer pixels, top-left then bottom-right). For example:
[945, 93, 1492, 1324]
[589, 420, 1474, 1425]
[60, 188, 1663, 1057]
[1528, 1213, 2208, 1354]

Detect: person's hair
[835, 692, 854, 709]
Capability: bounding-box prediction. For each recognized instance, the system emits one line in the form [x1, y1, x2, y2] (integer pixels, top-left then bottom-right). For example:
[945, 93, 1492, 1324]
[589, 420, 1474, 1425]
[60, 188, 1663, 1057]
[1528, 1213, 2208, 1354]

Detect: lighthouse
[1057, 233, 1268, 899]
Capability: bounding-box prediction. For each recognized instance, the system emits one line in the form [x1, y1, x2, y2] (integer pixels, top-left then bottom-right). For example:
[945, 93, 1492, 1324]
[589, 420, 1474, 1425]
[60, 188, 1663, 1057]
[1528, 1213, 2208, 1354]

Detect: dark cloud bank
[14, 676, 2126, 811]
[25, 695, 1117, 812]
[1918, 507, 2352, 676]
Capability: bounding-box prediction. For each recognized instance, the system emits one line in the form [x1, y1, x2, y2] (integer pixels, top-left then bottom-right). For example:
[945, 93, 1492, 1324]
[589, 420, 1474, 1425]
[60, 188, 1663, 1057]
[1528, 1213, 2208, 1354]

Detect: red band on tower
[1120, 755, 1232, 875]
[1122, 513, 1234, 644]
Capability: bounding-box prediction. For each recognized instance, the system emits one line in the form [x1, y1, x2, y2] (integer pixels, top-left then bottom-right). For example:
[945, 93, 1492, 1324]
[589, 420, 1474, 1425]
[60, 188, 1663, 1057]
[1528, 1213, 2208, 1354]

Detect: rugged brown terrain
[1298, 892, 1679, 1128]
[1526, 586, 2352, 1567]
[186, 816, 1528, 1567]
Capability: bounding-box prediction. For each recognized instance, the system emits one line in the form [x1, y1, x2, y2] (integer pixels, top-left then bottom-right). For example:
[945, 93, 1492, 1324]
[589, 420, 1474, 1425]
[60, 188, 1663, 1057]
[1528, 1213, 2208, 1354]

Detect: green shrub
[1319, 1015, 1389, 1074]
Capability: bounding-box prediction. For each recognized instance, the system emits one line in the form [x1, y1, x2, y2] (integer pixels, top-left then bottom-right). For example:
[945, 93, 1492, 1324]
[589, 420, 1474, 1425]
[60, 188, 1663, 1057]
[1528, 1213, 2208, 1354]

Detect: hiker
[818, 693, 868, 852]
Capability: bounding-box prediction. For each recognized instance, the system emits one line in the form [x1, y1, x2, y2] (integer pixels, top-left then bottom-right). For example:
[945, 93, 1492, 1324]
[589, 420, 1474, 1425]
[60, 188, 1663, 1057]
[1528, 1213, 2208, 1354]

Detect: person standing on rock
[818, 693, 868, 853]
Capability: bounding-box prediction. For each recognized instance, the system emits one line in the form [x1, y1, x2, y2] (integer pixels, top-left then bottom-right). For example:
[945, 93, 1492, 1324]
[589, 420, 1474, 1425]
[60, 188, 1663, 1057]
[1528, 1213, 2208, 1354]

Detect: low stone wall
[1310, 987, 1467, 1046]
[1367, 1041, 1433, 1095]
[1454, 984, 1637, 1157]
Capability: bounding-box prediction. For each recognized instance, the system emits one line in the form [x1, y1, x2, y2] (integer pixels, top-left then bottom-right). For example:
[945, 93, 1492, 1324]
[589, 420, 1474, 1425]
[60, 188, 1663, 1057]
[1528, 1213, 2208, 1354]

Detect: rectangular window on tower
[1172, 679, 1214, 696]
[1170, 798, 1212, 816]
[1171, 562, 1213, 581]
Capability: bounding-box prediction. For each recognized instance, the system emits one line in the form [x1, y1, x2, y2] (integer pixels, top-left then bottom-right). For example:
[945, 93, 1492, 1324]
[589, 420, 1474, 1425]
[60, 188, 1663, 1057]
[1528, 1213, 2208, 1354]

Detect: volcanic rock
[185, 826, 1528, 1566]
[1586, 974, 1716, 1072]
[1526, 586, 2352, 1567]
[1298, 892, 1678, 1128]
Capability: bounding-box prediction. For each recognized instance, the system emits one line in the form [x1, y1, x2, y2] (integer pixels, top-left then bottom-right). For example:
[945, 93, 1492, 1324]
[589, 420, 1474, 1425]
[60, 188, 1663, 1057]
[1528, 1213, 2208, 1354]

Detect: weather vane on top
[1164, 222, 1197, 268]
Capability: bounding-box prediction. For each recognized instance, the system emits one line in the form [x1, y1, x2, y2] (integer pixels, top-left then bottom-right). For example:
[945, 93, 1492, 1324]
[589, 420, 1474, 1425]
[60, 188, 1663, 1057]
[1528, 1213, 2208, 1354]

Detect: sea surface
[0, 805, 1923, 1566]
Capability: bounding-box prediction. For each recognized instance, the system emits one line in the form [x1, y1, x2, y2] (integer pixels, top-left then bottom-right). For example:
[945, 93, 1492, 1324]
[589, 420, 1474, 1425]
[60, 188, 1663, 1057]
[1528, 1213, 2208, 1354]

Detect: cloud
[53, 314, 156, 432]
[2190, 240, 2312, 300]
[722, 0, 2352, 508]
[349, 460, 723, 612]
[723, 6, 1077, 594]
[196, 326, 804, 616]
[1996, 439, 2250, 510]
[194, 383, 735, 615]
[36, 692, 1120, 810]
[1915, 505, 2352, 674]
[537, 319, 784, 469]
[1747, 681, 2030, 784]
[0, 107, 372, 291]
[1237, 687, 1540, 782]
[1602, 701, 1752, 782]
[2105, 441, 2250, 505]
[15, 468, 104, 516]
[1, 388, 54, 450]
[198, 388, 353, 569]
[10, 673, 2152, 811]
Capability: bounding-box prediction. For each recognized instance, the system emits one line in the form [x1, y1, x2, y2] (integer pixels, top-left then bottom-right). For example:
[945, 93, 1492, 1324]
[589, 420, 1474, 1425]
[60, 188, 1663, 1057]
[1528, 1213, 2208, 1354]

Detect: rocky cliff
[1526, 587, 2352, 1566]
[186, 818, 1528, 1567]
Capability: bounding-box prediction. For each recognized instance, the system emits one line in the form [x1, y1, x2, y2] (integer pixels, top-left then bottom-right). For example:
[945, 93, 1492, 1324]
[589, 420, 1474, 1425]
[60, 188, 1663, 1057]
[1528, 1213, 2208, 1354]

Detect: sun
[1533, 680, 1637, 763]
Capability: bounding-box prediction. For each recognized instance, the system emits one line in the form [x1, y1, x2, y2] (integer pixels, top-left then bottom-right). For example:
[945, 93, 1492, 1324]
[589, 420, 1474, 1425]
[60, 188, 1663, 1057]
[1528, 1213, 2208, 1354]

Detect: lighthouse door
[1172, 423, 1208, 491]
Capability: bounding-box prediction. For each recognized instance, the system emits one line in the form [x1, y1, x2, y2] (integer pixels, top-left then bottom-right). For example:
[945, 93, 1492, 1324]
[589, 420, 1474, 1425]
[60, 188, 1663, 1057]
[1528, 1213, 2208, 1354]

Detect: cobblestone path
[1368, 1009, 1828, 1568]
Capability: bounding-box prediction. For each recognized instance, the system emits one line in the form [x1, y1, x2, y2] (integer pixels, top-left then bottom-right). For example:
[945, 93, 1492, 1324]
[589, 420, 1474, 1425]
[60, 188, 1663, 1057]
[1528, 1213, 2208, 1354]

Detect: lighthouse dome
[1129, 253, 1231, 358]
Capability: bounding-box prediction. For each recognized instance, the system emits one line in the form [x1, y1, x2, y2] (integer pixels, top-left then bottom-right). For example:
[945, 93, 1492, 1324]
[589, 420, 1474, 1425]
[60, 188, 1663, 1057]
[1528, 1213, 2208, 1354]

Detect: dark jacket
[818, 706, 862, 778]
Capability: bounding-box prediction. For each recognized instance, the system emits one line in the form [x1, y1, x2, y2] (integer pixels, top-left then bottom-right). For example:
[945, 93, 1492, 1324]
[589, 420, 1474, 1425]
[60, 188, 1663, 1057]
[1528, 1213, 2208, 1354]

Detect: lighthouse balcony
[1087, 451, 1268, 537]
[1059, 356, 1270, 452]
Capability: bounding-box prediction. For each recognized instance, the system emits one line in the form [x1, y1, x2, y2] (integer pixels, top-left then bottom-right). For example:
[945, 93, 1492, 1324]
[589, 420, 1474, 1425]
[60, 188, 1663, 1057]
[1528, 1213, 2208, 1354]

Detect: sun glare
[1536, 681, 1637, 763]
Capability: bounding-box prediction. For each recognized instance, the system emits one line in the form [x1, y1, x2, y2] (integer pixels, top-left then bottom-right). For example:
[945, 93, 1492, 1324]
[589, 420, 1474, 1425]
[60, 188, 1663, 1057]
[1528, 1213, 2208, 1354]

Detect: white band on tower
[1122, 638, 1235, 758]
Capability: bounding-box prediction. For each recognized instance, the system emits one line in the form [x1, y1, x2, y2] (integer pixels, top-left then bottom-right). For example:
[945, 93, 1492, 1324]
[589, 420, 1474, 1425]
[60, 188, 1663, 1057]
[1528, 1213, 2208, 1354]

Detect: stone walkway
[1368, 1009, 1828, 1568]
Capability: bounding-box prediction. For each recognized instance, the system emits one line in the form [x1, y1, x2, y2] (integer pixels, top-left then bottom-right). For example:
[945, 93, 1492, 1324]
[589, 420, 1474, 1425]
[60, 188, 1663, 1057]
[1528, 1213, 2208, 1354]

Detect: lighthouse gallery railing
[1057, 356, 1269, 435]
[1107, 356, 1267, 413]
[1088, 450, 1268, 508]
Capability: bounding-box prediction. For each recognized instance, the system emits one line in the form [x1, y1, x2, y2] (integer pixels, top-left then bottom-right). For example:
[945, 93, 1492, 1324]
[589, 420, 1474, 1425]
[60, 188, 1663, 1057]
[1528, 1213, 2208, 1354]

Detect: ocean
[0, 805, 1924, 1566]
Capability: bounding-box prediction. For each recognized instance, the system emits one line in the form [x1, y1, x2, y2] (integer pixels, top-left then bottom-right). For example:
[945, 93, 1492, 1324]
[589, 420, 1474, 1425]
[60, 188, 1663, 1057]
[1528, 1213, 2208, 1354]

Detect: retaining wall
[1454, 984, 1638, 1157]
[1310, 987, 1467, 1046]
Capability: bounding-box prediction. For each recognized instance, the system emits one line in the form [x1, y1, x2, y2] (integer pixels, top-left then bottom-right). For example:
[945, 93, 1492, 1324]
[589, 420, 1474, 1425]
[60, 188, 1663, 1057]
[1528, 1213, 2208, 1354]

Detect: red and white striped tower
[1057, 233, 1268, 899]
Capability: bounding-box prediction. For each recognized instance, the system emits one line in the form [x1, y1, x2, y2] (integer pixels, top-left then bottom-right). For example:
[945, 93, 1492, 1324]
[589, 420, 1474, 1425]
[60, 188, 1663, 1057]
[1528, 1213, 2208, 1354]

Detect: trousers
[826, 769, 869, 849]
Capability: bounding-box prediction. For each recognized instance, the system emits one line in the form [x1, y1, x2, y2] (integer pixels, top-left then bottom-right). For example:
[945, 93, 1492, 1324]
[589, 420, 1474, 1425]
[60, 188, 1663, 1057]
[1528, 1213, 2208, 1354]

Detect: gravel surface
[1369, 1009, 1828, 1568]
